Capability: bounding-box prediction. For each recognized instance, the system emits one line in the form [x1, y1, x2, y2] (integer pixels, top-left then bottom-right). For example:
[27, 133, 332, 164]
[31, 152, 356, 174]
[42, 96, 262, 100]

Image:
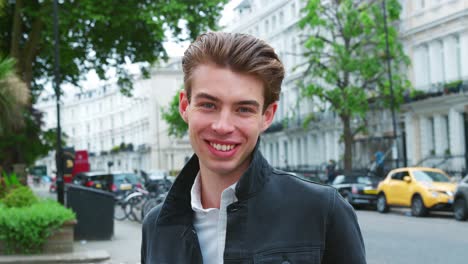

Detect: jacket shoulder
[142, 203, 163, 230]
[270, 169, 332, 193]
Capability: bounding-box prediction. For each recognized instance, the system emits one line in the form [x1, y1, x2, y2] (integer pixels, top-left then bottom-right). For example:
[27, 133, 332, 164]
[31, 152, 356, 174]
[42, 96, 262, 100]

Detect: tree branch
[10, 0, 24, 64]
[22, 15, 44, 89]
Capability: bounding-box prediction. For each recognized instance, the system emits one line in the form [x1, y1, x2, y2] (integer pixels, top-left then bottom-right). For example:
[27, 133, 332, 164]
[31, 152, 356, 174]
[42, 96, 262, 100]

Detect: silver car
[454, 175, 468, 221]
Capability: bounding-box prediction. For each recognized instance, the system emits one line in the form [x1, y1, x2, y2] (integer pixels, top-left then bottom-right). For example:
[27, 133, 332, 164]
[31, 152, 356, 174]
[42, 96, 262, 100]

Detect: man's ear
[261, 102, 278, 132]
[179, 90, 189, 123]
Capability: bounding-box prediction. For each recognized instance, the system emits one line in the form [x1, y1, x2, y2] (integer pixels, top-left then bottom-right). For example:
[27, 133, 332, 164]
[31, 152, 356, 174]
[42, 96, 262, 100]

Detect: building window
[430, 117, 435, 153]
[272, 15, 277, 32]
[444, 115, 450, 151]
[279, 11, 284, 25]
[264, 19, 269, 33]
[455, 35, 461, 80]
[414, 44, 430, 89]
[439, 40, 445, 82]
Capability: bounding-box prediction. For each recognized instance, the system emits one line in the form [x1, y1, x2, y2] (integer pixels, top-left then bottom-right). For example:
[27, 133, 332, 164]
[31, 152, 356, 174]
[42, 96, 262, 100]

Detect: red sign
[72, 150, 90, 178]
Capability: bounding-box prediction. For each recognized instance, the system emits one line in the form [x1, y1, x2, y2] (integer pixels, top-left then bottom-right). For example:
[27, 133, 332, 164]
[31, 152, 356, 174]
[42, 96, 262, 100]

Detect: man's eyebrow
[193, 92, 260, 108]
[236, 100, 260, 108]
[193, 92, 220, 102]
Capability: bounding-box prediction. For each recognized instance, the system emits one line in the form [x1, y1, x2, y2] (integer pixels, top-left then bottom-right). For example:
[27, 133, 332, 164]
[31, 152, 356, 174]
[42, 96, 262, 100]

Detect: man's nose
[211, 110, 235, 134]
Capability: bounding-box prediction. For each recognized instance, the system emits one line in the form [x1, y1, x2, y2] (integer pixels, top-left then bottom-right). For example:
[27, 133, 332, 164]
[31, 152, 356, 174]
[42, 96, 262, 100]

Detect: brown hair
[182, 32, 285, 111]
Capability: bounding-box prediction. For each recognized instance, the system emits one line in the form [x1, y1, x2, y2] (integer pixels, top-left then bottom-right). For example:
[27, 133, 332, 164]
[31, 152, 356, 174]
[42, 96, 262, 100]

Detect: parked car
[72, 171, 143, 195]
[454, 175, 468, 221]
[376, 167, 456, 217]
[332, 174, 381, 208]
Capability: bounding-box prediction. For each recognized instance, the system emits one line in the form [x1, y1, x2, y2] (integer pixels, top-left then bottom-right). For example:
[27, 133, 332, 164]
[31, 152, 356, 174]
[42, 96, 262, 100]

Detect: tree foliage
[162, 90, 187, 138]
[0, 0, 226, 168]
[0, 0, 227, 98]
[299, 0, 411, 172]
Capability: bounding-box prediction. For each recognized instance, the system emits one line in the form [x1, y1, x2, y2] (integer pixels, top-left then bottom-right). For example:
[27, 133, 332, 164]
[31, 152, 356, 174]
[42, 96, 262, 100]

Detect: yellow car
[376, 167, 456, 216]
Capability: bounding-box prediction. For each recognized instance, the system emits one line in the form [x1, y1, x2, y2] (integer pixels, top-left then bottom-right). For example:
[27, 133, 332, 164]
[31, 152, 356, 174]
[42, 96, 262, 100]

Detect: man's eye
[238, 107, 254, 113]
[201, 103, 215, 109]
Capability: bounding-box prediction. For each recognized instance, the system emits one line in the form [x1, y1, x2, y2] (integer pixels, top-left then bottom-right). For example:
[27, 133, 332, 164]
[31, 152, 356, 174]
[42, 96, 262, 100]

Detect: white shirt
[190, 174, 238, 264]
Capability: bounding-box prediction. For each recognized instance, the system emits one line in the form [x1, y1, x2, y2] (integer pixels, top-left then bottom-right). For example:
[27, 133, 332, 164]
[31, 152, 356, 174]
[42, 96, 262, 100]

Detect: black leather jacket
[141, 147, 366, 263]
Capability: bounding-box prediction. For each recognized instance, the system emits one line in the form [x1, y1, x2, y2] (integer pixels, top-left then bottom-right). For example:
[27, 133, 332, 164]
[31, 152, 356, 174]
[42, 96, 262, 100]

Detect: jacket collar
[156, 140, 271, 225]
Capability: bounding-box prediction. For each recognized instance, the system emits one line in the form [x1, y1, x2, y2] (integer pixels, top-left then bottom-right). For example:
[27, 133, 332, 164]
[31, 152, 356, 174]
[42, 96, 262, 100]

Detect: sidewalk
[74, 219, 142, 264]
[0, 185, 142, 264]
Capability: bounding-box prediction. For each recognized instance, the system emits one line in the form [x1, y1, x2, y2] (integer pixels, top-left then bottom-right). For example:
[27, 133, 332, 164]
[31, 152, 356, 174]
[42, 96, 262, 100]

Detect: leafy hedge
[2, 186, 38, 208]
[0, 199, 76, 254]
[0, 172, 21, 199]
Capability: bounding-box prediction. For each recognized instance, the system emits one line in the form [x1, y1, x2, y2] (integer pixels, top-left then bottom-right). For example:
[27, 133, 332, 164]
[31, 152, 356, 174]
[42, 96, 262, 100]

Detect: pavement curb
[0, 249, 110, 264]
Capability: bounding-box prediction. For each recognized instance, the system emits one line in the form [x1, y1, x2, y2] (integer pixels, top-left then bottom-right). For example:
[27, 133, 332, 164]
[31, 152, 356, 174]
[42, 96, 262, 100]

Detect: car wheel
[377, 193, 389, 213]
[454, 198, 468, 221]
[411, 195, 428, 217]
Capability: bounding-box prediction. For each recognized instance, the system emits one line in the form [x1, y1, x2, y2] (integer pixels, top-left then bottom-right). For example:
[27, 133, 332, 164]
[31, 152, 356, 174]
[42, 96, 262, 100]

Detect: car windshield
[357, 176, 380, 185]
[114, 173, 139, 184]
[412, 170, 450, 182]
[332, 175, 379, 185]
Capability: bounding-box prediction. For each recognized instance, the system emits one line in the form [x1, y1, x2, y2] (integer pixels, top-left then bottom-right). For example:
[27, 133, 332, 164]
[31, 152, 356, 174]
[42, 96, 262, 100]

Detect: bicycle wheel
[114, 198, 128, 221]
[126, 193, 146, 222]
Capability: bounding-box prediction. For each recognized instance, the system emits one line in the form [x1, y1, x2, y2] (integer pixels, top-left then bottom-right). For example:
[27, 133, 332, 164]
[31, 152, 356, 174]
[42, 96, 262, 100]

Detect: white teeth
[210, 142, 235, 152]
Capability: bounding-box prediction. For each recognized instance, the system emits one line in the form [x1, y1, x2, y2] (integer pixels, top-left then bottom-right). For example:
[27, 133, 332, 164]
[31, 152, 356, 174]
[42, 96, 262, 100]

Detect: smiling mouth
[209, 142, 236, 152]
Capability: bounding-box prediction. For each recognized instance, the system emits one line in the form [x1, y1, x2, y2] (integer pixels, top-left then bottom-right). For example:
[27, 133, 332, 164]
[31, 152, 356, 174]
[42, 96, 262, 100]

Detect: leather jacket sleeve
[322, 189, 367, 264]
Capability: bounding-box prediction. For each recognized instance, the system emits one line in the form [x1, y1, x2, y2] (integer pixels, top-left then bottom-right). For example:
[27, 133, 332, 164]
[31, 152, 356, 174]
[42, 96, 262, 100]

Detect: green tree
[0, 57, 29, 135]
[1, 0, 227, 96]
[0, 0, 226, 168]
[299, 0, 410, 173]
[162, 90, 187, 138]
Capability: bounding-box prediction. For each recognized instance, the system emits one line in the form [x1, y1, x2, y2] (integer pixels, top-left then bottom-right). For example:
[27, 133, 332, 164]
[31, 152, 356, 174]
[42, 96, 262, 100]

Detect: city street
[36, 183, 468, 264]
[357, 208, 468, 264]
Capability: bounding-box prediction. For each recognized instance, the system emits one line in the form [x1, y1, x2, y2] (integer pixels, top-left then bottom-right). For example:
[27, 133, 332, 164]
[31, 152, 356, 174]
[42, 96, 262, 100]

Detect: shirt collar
[190, 173, 237, 213]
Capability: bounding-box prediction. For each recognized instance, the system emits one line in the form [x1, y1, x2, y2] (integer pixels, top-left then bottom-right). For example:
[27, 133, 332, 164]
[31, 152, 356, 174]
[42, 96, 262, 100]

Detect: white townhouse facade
[226, 0, 397, 173]
[226, 0, 341, 172]
[400, 0, 468, 174]
[35, 59, 193, 174]
[227, 0, 468, 176]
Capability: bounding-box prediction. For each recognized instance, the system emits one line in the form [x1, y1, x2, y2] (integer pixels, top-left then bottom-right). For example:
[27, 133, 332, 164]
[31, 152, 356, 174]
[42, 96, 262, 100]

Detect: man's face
[179, 64, 277, 178]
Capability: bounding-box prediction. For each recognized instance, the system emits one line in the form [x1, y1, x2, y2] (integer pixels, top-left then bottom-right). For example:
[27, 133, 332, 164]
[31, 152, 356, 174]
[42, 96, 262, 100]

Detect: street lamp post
[53, 0, 64, 204]
[382, 0, 400, 168]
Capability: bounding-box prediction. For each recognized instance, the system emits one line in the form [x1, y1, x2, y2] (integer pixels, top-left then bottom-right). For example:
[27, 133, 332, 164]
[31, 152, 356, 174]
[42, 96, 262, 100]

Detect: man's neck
[198, 167, 242, 209]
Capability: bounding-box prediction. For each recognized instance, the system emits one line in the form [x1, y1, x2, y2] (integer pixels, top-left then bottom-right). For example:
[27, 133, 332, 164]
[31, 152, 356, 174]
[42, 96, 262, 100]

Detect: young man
[141, 32, 366, 264]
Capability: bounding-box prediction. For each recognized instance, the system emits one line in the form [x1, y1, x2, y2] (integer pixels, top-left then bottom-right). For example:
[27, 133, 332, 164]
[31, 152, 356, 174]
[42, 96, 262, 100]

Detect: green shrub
[0, 172, 22, 199]
[1, 186, 38, 208]
[0, 199, 76, 254]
